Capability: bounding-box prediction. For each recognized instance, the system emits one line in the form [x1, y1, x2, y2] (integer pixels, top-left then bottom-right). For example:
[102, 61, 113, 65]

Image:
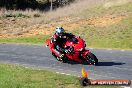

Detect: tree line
[0, 0, 75, 11]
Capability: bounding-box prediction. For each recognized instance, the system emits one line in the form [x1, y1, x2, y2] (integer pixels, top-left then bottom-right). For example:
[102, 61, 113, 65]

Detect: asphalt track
[0, 44, 132, 80]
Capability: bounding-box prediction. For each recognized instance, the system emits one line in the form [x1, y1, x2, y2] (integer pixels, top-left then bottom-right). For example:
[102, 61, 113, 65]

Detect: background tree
[0, 0, 75, 11]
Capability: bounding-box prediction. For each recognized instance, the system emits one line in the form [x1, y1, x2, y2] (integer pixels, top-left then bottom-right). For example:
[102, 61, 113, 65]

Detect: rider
[51, 27, 74, 59]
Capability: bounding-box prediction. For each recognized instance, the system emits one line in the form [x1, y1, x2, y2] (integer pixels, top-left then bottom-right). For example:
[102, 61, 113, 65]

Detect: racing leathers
[51, 33, 74, 58]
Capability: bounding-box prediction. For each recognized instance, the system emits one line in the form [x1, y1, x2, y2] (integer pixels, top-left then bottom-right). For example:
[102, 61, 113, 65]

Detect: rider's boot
[52, 49, 64, 60]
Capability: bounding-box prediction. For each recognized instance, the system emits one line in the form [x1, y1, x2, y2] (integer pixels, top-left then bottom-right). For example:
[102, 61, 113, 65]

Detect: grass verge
[0, 35, 50, 44]
[0, 64, 120, 88]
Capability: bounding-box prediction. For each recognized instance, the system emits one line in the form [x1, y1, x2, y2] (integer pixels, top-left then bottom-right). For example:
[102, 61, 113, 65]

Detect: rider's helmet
[55, 27, 65, 38]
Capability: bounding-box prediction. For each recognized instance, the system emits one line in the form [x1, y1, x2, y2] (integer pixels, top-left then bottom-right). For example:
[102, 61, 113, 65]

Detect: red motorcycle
[45, 36, 98, 65]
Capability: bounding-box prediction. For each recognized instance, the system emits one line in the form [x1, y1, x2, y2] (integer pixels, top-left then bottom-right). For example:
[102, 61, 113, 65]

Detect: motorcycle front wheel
[87, 53, 98, 65]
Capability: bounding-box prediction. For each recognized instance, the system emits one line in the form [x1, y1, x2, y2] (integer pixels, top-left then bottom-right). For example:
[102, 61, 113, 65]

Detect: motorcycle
[45, 35, 98, 65]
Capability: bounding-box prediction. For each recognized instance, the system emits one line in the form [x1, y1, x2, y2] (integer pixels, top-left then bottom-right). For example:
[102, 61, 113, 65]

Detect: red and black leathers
[51, 33, 74, 58]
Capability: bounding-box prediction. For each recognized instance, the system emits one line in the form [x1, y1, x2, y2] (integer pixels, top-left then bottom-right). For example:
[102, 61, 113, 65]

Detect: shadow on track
[96, 62, 125, 66]
[65, 60, 125, 66]
[66, 61, 89, 65]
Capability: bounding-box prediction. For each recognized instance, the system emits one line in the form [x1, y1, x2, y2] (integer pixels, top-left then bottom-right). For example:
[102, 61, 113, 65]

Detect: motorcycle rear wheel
[87, 53, 98, 65]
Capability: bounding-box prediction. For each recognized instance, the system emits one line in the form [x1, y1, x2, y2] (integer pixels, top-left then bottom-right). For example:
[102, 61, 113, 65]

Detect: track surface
[0, 44, 132, 80]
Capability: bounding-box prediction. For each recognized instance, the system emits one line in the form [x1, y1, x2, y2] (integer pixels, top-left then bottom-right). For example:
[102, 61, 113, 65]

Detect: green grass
[0, 35, 50, 44]
[0, 64, 120, 88]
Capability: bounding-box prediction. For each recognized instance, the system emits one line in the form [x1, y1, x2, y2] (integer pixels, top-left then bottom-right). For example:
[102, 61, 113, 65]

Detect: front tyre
[87, 53, 98, 65]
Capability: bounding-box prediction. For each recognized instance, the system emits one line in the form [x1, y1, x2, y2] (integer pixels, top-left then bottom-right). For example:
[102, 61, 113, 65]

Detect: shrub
[3, 13, 29, 18]
[33, 13, 41, 17]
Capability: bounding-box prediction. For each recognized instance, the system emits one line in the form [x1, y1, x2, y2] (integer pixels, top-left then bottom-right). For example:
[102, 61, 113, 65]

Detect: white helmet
[55, 27, 65, 36]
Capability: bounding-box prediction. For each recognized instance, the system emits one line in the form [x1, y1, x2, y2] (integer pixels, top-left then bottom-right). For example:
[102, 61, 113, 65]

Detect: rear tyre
[87, 53, 98, 65]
